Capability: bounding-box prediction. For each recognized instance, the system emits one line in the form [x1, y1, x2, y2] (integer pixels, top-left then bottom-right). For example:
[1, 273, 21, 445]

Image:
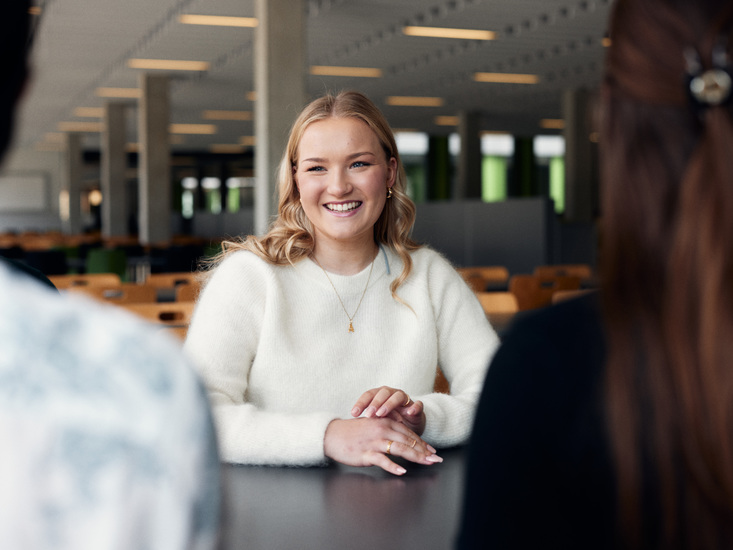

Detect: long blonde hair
[212, 90, 421, 300]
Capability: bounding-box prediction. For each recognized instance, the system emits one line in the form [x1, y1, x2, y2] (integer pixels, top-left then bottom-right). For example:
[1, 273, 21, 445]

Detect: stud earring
[386, 187, 393, 199]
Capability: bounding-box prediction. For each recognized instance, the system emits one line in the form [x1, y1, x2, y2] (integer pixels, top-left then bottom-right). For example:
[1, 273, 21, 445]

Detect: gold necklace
[312, 253, 376, 333]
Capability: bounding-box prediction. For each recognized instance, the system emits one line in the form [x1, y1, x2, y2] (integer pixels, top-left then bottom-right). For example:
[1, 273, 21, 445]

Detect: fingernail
[396, 466, 407, 475]
[365, 406, 376, 417]
[427, 444, 437, 454]
[376, 406, 387, 417]
[351, 407, 360, 417]
[426, 454, 443, 463]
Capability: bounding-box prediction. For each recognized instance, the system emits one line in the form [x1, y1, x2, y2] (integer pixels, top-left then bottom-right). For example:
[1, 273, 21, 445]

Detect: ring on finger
[386, 440, 393, 455]
[402, 393, 411, 407]
[410, 439, 417, 449]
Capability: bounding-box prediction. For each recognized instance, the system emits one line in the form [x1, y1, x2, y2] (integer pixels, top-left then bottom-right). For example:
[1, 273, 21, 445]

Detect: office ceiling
[15, 0, 612, 154]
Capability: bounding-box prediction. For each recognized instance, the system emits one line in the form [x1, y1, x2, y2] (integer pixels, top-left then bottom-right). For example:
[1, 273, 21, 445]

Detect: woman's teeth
[326, 201, 360, 212]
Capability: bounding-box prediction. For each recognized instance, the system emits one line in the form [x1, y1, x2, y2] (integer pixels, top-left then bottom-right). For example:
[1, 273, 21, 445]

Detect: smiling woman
[183, 91, 499, 476]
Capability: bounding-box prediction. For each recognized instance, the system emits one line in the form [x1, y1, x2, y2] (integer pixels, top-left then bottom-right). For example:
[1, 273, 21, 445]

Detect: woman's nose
[327, 169, 352, 196]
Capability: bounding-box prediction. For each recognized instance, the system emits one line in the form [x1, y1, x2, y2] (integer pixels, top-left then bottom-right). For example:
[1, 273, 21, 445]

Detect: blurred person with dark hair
[0, 3, 221, 548]
[457, 0, 733, 548]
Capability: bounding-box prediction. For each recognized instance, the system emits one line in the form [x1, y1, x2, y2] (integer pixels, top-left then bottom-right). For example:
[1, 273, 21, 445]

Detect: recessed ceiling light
[403, 26, 496, 40]
[310, 66, 382, 78]
[127, 59, 210, 71]
[540, 118, 565, 129]
[96, 87, 141, 98]
[386, 96, 444, 107]
[169, 124, 217, 134]
[474, 72, 540, 84]
[57, 121, 104, 132]
[73, 107, 104, 118]
[202, 110, 253, 121]
[435, 116, 459, 126]
[179, 14, 257, 27]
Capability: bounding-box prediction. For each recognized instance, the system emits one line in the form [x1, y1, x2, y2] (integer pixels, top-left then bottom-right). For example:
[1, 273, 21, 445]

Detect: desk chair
[146, 272, 200, 288]
[509, 274, 582, 310]
[50, 273, 122, 289]
[122, 301, 195, 326]
[66, 283, 158, 304]
[533, 264, 594, 283]
[457, 266, 510, 293]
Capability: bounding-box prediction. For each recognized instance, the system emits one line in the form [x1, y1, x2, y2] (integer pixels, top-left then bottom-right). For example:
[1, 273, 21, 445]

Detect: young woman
[458, 0, 733, 548]
[184, 91, 499, 475]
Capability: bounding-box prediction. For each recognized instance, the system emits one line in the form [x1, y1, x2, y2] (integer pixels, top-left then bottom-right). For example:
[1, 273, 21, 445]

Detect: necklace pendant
[348, 321, 354, 333]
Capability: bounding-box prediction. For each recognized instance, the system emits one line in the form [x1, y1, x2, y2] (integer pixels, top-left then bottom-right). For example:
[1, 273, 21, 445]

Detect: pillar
[61, 132, 83, 234]
[254, 0, 307, 235]
[508, 136, 536, 197]
[562, 88, 598, 222]
[426, 136, 451, 201]
[101, 102, 128, 238]
[138, 73, 171, 245]
[455, 111, 482, 200]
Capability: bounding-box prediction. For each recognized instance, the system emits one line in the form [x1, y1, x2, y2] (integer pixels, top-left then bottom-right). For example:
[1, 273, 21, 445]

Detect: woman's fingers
[350, 386, 412, 418]
[324, 417, 442, 475]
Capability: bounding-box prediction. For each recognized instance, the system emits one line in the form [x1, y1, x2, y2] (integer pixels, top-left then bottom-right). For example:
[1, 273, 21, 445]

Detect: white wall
[0, 146, 64, 232]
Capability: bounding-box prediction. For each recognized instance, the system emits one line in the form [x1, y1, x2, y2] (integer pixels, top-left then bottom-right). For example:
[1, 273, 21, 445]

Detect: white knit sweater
[183, 245, 499, 465]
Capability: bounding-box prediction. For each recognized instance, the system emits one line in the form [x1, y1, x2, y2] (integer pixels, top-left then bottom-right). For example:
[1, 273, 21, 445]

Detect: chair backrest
[551, 288, 594, 304]
[146, 272, 200, 288]
[49, 273, 122, 289]
[66, 283, 158, 304]
[475, 291, 519, 314]
[122, 302, 195, 326]
[533, 264, 593, 282]
[457, 266, 510, 292]
[509, 274, 582, 310]
[175, 281, 201, 302]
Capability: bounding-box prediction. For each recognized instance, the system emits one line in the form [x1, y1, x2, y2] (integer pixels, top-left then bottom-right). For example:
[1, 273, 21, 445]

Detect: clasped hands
[324, 386, 443, 476]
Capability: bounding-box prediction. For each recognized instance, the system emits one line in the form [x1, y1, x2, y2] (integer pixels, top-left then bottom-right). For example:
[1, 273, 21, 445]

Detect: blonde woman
[184, 91, 498, 475]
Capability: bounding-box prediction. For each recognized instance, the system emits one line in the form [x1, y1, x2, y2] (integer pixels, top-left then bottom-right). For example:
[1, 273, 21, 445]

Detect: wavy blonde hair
[211, 90, 421, 300]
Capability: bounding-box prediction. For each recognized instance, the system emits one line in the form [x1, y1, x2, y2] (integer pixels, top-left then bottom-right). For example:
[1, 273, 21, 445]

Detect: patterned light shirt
[0, 265, 221, 549]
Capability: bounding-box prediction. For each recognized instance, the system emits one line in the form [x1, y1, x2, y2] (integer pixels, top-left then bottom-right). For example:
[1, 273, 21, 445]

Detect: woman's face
[294, 117, 396, 250]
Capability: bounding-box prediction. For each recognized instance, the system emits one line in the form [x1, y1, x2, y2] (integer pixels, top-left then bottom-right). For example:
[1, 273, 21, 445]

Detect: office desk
[220, 446, 466, 550]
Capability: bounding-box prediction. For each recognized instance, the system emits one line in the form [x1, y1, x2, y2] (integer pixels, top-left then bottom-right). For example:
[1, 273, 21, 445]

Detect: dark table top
[219, 446, 466, 550]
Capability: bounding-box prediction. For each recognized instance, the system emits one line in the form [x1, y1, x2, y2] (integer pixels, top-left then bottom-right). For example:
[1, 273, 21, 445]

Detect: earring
[386, 187, 393, 199]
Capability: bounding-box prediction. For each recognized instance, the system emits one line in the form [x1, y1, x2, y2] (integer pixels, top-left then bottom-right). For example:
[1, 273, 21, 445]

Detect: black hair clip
[684, 38, 732, 118]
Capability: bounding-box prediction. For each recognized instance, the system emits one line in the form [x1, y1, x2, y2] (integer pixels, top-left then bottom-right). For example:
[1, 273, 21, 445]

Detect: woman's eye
[305, 166, 325, 172]
[351, 161, 370, 168]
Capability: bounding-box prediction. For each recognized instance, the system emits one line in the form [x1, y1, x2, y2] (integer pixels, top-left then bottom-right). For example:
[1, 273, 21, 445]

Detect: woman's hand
[324, 417, 442, 476]
[351, 386, 426, 436]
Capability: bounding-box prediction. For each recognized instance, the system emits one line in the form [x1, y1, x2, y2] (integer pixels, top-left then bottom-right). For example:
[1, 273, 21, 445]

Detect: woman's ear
[386, 157, 397, 188]
[292, 164, 299, 190]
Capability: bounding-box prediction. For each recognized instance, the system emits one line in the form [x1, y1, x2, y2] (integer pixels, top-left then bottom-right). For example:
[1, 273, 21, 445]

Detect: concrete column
[508, 136, 537, 197]
[101, 102, 128, 238]
[61, 132, 83, 234]
[138, 73, 171, 245]
[455, 111, 482, 200]
[254, 0, 307, 235]
[426, 136, 451, 201]
[562, 88, 598, 222]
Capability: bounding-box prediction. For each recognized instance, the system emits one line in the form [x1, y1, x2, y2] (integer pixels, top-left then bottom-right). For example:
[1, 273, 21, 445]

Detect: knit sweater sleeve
[416, 251, 500, 448]
[183, 252, 335, 466]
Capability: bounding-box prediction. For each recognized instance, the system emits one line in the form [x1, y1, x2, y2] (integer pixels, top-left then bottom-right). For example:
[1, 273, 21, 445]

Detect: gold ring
[386, 440, 393, 455]
[410, 439, 417, 449]
[402, 393, 411, 407]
